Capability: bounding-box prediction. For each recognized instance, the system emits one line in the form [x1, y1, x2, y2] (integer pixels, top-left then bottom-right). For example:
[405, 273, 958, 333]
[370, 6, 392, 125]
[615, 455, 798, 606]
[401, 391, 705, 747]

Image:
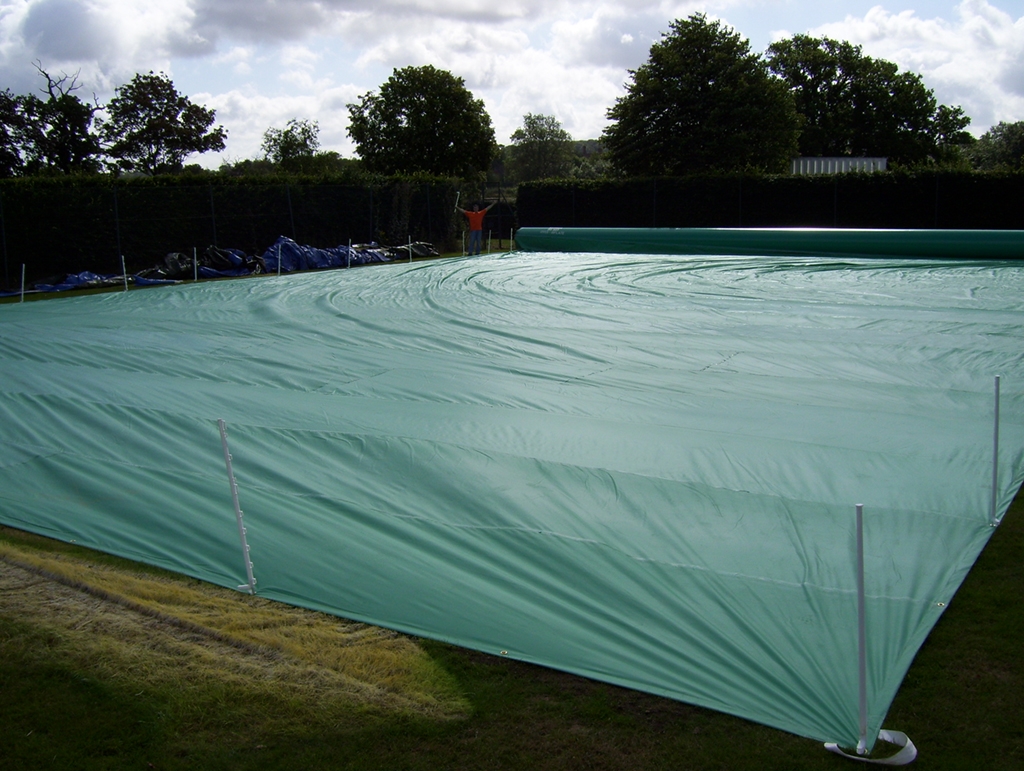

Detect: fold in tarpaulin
[1, 250, 1022, 751]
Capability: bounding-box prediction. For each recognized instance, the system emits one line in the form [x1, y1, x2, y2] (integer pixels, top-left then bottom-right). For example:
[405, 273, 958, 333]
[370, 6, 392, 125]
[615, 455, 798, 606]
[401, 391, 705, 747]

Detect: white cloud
[0, 0, 204, 92]
[809, 0, 1024, 134]
[204, 82, 363, 165]
[213, 46, 254, 75]
[548, 9, 662, 69]
[1, 0, 1023, 169]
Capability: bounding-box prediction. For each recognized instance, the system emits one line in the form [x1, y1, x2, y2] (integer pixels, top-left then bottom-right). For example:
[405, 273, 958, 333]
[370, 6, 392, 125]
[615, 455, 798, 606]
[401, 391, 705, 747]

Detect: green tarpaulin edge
[515, 227, 1024, 259]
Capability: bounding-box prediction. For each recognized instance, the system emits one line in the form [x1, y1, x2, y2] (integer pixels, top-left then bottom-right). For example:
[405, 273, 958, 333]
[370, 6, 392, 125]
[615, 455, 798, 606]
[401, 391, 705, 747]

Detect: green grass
[1, 486, 1021, 770]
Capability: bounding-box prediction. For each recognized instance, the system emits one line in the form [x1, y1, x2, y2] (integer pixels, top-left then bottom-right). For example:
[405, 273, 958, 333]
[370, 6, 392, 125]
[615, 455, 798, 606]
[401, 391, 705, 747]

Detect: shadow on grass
[1, 487, 1021, 771]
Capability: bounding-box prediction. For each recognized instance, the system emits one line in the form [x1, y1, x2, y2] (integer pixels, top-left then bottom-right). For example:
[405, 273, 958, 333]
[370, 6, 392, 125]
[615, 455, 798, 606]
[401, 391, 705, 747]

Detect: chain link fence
[1, 179, 463, 289]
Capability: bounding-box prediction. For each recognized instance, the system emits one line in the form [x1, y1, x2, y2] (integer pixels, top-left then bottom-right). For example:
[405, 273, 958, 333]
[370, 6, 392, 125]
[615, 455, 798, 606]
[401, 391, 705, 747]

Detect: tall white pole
[121, 255, 128, 291]
[277, 242, 282, 277]
[347, 238, 352, 269]
[856, 503, 868, 756]
[991, 375, 1001, 526]
[20, 263, 25, 303]
[193, 247, 198, 282]
[218, 419, 257, 594]
[408, 234, 412, 262]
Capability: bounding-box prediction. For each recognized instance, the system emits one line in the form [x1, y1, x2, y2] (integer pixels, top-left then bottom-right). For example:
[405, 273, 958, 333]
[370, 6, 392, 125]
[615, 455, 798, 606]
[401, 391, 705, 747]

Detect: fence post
[652, 178, 657, 228]
[991, 375, 1001, 526]
[286, 184, 296, 240]
[369, 186, 374, 244]
[0, 190, 8, 290]
[825, 503, 917, 765]
[833, 177, 839, 228]
[855, 503, 868, 755]
[113, 186, 123, 274]
[737, 175, 743, 227]
[217, 419, 257, 594]
[208, 184, 218, 248]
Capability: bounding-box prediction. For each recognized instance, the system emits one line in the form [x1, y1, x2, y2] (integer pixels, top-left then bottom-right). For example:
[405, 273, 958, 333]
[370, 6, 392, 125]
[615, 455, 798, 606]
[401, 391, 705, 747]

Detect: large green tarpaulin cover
[2, 249, 1023, 750]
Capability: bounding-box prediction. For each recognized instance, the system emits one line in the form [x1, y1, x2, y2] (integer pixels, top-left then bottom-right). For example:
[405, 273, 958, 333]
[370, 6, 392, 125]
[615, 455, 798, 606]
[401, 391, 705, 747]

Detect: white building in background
[791, 157, 888, 175]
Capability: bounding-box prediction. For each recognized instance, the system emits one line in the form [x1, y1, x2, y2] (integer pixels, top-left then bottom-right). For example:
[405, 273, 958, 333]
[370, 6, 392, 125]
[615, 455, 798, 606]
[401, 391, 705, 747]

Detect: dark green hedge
[517, 171, 1024, 231]
[0, 175, 461, 289]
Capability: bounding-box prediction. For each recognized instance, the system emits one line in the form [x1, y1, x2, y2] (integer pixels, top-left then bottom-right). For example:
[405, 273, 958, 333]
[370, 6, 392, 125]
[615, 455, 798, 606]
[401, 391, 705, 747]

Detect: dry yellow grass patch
[0, 535, 469, 723]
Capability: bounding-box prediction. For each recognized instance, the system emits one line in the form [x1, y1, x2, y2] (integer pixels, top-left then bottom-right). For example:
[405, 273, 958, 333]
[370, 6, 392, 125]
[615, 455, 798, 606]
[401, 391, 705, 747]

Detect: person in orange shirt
[456, 201, 496, 255]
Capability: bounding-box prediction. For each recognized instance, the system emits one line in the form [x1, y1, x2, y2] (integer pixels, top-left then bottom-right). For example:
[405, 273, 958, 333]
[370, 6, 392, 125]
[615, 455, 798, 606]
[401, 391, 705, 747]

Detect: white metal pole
[347, 238, 352, 269]
[217, 419, 257, 594]
[856, 503, 868, 755]
[408, 235, 412, 262]
[20, 263, 25, 303]
[277, 242, 282, 277]
[193, 247, 198, 282]
[121, 255, 128, 291]
[991, 375, 1001, 526]
[488, 231, 492, 254]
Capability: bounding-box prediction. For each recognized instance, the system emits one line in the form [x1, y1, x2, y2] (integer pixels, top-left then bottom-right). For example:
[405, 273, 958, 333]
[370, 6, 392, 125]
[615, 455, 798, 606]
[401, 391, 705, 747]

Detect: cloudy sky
[1, 0, 1022, 167]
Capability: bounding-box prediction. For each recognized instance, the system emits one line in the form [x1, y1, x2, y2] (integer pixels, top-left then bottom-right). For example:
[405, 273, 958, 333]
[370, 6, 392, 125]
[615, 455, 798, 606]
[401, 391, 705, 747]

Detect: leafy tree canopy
[967, 121, 1024, 170]
[0, 88, 25, 178]
[603, 14, 800, 176]
[506, 113, 575, 183]
[99, 71, 227, 175]
[347, 65, 497, 177]
[766, 35, 971, 166]
[262, 118, 320, 169]
[17, 64, 103, 176]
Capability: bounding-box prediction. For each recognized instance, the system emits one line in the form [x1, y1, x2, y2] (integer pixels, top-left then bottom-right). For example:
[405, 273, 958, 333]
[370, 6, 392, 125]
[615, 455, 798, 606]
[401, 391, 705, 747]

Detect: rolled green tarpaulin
[515, 226, 1024, 259]
[2, 252, 1023, 753]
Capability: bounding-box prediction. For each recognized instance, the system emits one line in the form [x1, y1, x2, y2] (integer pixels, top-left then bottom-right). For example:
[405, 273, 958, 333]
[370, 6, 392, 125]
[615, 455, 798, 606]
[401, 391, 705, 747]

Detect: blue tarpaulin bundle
[3, 238, 439, 297]
[197, 246, 262, 278]
[260, 236, 392, 273]
[32, 271, 123, 293]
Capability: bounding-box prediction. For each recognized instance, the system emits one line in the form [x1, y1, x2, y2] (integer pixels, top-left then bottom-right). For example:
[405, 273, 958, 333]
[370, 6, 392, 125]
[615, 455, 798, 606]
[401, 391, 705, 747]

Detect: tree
[260, 118, 328, 173]
[506, 113, 575, 183]
[18, 65, 102, 175]
[766, 35, 971, 166]
[99, 72, 227, 175]
[967, 121, 1024, 170]
[602, 14, 800, 176]
[0, 89, 26, 177]
[347, 65, 497, 177]
[262, 119, 319, 165]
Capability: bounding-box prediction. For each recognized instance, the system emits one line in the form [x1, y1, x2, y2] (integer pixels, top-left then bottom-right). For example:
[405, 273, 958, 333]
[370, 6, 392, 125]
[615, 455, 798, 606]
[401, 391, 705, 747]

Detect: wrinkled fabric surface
[2, 251, 1023, 749]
